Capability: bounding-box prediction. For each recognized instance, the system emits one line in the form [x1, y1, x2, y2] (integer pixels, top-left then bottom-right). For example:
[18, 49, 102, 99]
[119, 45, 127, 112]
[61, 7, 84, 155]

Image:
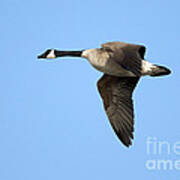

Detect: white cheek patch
[47, 49, 56, 59]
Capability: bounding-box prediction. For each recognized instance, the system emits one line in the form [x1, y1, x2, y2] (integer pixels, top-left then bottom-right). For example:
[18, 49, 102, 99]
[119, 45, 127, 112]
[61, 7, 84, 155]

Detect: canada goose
[38, 41, 171, 147]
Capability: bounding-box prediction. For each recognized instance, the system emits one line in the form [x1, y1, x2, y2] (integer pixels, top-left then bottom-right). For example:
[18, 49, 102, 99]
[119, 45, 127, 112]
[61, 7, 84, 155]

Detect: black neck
[55, 50, 83, 57]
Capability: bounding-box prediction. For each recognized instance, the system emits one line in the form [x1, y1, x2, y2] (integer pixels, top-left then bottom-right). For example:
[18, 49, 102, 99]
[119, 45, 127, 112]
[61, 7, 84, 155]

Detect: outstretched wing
[102, 42, 146, 76]
[97, 74, 140, 147]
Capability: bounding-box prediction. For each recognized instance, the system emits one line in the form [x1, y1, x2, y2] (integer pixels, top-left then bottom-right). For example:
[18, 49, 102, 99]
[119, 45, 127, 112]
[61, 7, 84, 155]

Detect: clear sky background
[1, 0, 180, 179]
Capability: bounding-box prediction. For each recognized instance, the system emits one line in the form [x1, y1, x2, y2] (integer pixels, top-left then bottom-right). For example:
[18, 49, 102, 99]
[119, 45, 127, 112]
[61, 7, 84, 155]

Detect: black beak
[37, 53, 46, 59]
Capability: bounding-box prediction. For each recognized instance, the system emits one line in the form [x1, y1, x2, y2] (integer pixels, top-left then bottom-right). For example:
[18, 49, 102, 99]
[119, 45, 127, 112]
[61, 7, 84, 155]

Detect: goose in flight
[38, 41, 171, 147]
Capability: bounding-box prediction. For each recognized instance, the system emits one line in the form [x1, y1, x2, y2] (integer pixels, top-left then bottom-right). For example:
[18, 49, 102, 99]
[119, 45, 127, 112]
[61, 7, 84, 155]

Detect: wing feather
[97, 74, 139, 147]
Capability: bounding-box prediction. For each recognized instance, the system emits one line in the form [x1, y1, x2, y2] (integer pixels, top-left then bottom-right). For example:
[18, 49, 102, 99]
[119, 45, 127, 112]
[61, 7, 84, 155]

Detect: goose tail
[150, 65, 171, 77]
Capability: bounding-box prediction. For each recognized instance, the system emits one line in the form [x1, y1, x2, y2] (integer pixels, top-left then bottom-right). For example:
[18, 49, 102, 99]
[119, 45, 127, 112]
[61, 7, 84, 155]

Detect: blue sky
[1, 0, 180, 179]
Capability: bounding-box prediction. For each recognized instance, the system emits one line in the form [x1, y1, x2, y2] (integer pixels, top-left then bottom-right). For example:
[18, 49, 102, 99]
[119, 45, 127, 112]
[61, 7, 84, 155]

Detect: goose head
[38, 49, 56, 59]
[38, 49, 83, 59]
